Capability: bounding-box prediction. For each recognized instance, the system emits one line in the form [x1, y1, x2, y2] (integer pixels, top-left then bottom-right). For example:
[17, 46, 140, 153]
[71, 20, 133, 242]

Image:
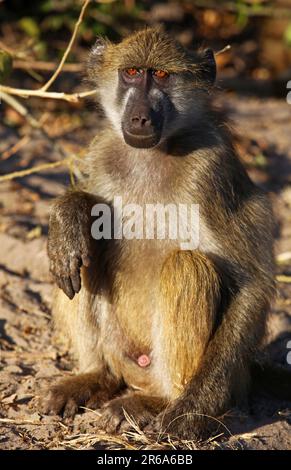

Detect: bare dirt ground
[0, 95, 291, 450]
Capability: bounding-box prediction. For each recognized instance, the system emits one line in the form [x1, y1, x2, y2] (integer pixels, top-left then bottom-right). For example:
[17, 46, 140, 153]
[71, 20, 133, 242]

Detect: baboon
[43, 27, 288, 439]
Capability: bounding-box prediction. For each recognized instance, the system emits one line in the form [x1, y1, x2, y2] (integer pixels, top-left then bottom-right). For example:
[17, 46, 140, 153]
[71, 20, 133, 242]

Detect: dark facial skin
[119, 68, 170, 149]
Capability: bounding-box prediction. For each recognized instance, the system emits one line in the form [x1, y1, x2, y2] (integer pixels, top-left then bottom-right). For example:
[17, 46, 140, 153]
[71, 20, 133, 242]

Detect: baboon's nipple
[137, 354, 151, 368]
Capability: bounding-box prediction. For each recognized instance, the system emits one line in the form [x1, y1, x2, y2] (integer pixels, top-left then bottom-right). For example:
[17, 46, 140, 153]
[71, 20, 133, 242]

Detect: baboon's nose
[131, 113, 152, 129]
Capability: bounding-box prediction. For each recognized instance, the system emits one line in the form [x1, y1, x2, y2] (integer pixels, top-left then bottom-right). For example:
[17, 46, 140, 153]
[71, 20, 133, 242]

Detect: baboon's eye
[153, 70, 169, 79]
[125, 68, 143, 77]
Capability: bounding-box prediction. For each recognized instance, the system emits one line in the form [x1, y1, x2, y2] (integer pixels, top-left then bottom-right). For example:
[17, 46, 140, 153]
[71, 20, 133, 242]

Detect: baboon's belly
[99, 244, 168, 392]
[98, 238, 188, 393]
[100, 276, 161, 392]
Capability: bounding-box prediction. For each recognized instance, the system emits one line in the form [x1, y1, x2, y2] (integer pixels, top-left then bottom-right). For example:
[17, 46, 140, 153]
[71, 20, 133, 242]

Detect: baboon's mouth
[122, 129, 161, 149]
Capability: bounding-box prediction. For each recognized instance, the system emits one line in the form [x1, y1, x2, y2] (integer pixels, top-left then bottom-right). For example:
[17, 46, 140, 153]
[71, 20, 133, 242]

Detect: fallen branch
[0, 350, 58, 360]
[0, 418, 43, 426]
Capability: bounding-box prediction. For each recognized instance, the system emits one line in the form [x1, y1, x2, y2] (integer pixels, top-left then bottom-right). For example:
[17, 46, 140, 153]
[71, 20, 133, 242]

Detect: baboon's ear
[91, 37, 108, 59]
[87, 37, 108, 83]
[197, 48, 216, 86]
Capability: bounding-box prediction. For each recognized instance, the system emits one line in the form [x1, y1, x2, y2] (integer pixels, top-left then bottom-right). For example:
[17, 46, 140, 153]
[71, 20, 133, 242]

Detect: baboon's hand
[48, 192, 95, 299]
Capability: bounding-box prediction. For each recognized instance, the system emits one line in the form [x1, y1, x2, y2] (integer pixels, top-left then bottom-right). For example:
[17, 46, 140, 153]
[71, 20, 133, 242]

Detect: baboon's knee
[160, 250, 221, 313]
[157, 250, 221, 398]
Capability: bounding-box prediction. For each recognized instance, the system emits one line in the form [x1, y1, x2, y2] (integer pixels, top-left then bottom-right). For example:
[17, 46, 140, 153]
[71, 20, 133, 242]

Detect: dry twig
[215, 45, 231, 56]
[0, 158, 75, 183]
[276, 275, 291, 284]
[0, 418, 43, 426]
[40, 0, 91, 92]
[0, 85, 96, 103]
[1, 135, 30, 161]
[13, 60, 83, 73]
[0, 89, 84, 183]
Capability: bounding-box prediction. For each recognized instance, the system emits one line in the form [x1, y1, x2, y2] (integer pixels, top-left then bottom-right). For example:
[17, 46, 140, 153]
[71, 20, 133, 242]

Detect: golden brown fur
[87, 26, 214, 82]
[42, 27, 279, 439]
[156, 250, 220, 398]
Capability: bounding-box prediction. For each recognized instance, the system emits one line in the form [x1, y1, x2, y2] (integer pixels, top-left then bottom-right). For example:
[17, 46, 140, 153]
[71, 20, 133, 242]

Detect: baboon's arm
[47, 190, 99, 299]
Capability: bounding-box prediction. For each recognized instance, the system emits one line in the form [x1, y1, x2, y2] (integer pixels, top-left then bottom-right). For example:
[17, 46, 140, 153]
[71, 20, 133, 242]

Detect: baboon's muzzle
[122, 96, 163, 149]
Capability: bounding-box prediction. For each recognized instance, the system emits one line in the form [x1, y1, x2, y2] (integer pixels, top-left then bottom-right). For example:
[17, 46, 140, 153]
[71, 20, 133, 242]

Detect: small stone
[5, 365, 22, 374]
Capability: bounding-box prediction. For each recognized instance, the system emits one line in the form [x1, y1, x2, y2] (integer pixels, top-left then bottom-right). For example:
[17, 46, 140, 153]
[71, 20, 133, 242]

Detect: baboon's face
[89, 29, 216, 149]
[118, 67, 169, 149]
[107, 67, 215, 149]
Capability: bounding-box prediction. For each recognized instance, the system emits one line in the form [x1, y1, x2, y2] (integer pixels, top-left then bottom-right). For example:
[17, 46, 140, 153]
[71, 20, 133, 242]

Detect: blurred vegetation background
[1, 0, 291, 95]
[0, 0, 291, 163]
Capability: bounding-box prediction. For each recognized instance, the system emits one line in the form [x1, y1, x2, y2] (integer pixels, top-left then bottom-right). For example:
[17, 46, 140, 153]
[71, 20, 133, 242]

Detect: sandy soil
[0, 95, 291, 450]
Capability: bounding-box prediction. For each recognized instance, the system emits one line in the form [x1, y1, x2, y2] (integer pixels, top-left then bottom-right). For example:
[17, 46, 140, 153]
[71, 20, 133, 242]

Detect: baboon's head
[88, 27, 216, 149]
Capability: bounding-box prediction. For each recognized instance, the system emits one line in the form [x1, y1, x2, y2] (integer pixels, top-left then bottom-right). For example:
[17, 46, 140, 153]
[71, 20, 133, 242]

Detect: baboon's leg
[43, 286, 123, 419]
[150, 250, 272, 438]
[153, 250, 221, 400]
[52, 281, 104, 374]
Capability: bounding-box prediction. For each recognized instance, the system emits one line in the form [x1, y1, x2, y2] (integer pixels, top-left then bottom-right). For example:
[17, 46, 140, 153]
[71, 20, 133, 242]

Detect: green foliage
[235, 0, 249, 28]
[40, 0, 55, 13]
[19, 17, 40, 37]
[0, 50, 13, 83]
[33, 41, 48, 60]
[284, 23, 291, 47]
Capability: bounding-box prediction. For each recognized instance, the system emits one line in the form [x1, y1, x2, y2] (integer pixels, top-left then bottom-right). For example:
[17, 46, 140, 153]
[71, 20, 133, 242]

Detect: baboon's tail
[250, 360, 291, 400]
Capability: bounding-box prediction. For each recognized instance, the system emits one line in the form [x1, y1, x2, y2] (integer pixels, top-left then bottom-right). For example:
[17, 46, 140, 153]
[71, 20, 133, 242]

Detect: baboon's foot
[97, 394, 165, 433]
[41, 372, 118, 419]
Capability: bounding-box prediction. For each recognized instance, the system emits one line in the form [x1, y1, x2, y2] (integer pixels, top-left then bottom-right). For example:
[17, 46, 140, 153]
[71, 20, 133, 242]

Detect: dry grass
[57, 409, 243, 450]
[55, 408, 198, 450]
[61, 428, 200, 451]
[0, 400, 270, 450]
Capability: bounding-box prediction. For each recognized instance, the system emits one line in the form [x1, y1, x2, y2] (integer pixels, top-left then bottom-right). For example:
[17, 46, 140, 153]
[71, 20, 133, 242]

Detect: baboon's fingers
[144, 417, 162, 434]
[62, 276, 75, 299]
[52, 270, 77, 299]
[49, 261, 61, 283]
[97, 407, 124, 433]
[41, 388, 78, 418]
[81, 253, 91, 267]
[63, 398, 79, 419]
[70, 271, 81, 294]
[119, 412, 153, 433]
[41, 389, 67, 416]
[69, 256, 82, 293]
